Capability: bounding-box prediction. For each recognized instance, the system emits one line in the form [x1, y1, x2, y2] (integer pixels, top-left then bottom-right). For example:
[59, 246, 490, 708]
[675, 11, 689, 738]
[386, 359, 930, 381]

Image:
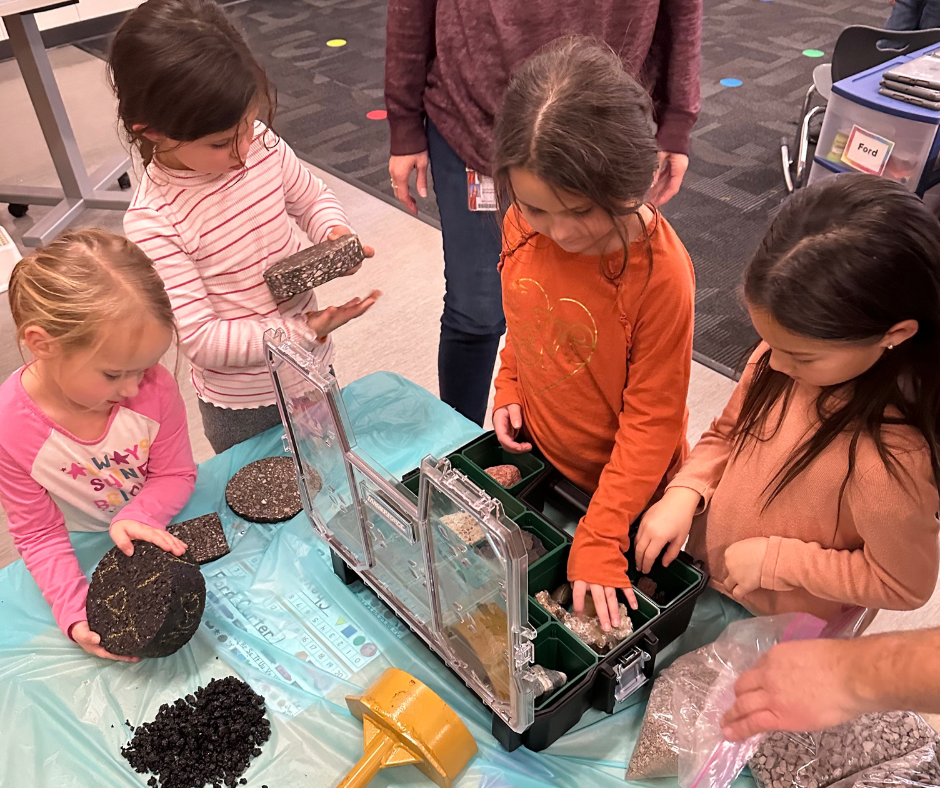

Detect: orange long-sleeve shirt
[493, 208, 695, 588]
[669, 348, 940, 619]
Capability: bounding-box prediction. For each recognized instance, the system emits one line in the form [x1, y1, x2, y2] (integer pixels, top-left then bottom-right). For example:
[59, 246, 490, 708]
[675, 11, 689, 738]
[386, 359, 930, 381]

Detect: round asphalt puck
[225, 456, 303, 524]
[86, 542, 206, 658]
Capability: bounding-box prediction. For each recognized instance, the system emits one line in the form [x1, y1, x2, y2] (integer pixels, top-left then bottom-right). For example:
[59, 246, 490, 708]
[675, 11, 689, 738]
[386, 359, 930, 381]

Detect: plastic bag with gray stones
[625, 647, 718, 779]
[748, 713, 940, 788]
[827, 744, 940, 787]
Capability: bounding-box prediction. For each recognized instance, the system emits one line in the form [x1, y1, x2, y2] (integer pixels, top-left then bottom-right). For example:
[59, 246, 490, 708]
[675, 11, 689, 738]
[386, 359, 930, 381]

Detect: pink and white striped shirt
[124, 123, 350, 409]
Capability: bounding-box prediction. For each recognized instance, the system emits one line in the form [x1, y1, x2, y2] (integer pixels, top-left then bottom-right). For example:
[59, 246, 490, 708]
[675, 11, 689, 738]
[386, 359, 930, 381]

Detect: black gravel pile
[122, 676, 271, 788]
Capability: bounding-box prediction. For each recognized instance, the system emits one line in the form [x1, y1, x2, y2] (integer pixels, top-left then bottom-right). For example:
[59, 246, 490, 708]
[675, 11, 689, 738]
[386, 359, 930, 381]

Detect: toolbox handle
[347, 452, 419, 544]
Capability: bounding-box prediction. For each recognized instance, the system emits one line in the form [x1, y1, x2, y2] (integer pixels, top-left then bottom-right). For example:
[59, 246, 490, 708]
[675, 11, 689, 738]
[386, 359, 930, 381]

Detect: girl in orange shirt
[491, 37, 696, 630]
[635, 174, 940, 621]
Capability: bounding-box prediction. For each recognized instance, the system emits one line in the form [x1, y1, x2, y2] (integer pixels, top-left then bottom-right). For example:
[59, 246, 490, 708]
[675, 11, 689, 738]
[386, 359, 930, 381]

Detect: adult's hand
[722, 638, 864, 741]
[389, 152, 430, 216]
[648, 152, 689, 207]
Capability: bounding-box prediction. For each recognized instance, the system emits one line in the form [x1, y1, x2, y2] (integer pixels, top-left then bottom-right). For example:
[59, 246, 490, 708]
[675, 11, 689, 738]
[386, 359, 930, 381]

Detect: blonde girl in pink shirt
[0, 230, 197, 660]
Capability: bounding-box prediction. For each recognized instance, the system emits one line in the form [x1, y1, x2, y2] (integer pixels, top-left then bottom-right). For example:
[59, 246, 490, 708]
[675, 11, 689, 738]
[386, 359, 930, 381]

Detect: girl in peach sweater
[636, 174, 940, 622]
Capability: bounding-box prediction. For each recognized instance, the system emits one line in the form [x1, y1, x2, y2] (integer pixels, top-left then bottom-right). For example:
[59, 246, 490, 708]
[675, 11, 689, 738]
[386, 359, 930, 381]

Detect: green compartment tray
[514, 511, 568, 553]
[528, 545, 660, 636]
[459, 433, 545, 495]
[628, 557, 704, 609]
[402, 472, 420, 495]
[528, 597, 551, 629]
[392, 434, 709, 752]
[445, 455, 526, 519]
[533, 622, 598, 709]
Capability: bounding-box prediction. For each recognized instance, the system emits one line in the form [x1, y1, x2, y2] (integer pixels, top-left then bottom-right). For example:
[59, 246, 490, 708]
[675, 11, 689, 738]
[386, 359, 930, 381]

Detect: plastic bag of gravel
[675, 613, 828, 788]
[626, 647, 718, 780]
[748, 712, 939, 788]
[827, 744, 940, 787]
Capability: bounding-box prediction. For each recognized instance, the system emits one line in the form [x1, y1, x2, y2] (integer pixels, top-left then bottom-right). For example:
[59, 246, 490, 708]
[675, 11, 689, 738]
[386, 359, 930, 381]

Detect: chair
[782, 25, 940, 192]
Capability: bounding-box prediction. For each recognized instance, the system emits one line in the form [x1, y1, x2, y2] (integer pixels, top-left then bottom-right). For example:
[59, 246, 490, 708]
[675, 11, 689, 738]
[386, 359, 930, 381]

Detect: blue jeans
[886, 0, 940, 30]
[427, 119, 505, 426]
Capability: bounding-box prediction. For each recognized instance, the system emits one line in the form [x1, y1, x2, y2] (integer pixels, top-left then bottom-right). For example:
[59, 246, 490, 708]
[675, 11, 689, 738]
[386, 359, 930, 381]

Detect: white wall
[0, 1, 144, 42]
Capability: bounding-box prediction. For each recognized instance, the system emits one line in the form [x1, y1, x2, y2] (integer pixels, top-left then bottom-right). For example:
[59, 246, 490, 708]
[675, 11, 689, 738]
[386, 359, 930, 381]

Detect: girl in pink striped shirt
[111, 0, 380, 452]
[0, 230, 197, 660]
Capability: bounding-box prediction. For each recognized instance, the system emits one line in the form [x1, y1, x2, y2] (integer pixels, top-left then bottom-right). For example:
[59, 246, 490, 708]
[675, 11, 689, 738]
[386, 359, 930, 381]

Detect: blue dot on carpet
[720, 78, 743, 87]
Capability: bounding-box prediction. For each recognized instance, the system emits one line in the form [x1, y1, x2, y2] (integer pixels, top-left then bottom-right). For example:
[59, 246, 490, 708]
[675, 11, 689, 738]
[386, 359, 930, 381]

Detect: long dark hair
[492, 36, 660, 280]
[735, 173, 940, 508]
[109, 0, 276, 167]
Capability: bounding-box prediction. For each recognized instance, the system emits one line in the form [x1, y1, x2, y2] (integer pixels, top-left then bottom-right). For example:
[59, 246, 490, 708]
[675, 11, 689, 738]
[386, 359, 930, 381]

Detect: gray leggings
[197, 398, 284, 455]
[198, 366, 335, 454]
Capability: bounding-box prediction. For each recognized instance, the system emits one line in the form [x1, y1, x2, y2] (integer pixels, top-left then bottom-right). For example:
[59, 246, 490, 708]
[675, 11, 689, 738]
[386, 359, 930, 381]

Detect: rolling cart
[809, 43, 940, 196]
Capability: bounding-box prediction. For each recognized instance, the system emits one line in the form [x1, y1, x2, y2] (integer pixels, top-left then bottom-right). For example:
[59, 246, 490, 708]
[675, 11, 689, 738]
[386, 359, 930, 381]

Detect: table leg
[0, 11, 131, 246]
[5, 12, 92, 199]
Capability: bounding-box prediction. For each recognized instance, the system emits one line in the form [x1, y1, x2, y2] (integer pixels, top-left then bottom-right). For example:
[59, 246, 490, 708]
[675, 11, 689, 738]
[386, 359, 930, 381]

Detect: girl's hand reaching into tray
[493, 404, 533, 453]
[572, 580, 638, 632]
[634, 487, 701, 574]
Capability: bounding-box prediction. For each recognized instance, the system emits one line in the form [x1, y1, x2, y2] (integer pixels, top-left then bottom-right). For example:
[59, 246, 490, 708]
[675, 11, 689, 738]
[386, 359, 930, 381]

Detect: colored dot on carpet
[720, 78, 743, 87]
[366, 110, 387, 120]
[326, 38, 347, 47]
[803, 49, 825, 58]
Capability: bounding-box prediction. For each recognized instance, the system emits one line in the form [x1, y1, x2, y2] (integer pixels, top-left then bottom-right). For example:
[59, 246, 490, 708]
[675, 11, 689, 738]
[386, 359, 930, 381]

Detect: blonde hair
[8, 229, 174, 353]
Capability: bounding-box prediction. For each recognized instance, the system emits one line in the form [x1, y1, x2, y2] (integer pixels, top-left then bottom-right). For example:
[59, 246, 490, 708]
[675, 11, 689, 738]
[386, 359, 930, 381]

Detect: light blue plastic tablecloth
[0, 371, 754, 788]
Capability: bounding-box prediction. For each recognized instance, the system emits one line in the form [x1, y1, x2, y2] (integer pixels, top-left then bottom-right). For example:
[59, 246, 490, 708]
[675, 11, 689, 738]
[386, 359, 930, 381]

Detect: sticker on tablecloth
[207, 575, 379, 675]
[841, 125, 895, 176]
[203, 557, 380, 691]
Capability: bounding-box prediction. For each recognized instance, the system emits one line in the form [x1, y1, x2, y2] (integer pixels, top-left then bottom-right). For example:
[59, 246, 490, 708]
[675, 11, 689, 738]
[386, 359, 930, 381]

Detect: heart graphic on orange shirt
[507, 278, 598, 396]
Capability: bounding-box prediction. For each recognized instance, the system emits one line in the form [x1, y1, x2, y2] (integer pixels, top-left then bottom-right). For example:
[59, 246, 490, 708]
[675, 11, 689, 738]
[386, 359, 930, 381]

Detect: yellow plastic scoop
[337, 667, 478, 788]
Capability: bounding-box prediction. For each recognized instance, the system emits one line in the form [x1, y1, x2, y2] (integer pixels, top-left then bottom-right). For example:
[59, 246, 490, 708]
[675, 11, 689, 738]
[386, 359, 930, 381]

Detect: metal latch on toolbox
[613, 648, 651, 703]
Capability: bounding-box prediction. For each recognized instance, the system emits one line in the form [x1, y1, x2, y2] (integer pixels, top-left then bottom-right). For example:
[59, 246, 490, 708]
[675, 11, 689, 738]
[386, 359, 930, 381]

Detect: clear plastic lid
[420, 456, 536, 731]
[265, 331, 536, 732]
[265, 333, 370, 569]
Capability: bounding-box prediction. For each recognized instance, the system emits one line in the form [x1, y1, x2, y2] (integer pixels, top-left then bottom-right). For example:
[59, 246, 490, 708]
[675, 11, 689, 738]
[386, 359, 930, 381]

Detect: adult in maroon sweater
[385, 0, 703, 425]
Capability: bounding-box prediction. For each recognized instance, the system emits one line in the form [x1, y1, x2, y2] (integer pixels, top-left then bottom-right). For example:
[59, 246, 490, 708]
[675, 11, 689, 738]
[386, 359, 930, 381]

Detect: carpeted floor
[79, 0, 891, 376]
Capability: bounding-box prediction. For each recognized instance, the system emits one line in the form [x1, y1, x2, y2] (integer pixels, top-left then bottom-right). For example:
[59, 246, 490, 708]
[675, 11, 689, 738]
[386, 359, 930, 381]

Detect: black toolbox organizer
[372, 431, 709, 751]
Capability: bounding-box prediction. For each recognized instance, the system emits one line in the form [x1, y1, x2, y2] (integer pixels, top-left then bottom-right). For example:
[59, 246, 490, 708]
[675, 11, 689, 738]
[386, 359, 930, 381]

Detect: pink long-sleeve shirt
[0, 364, 197, 637]
[123, 122, 351, 409]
